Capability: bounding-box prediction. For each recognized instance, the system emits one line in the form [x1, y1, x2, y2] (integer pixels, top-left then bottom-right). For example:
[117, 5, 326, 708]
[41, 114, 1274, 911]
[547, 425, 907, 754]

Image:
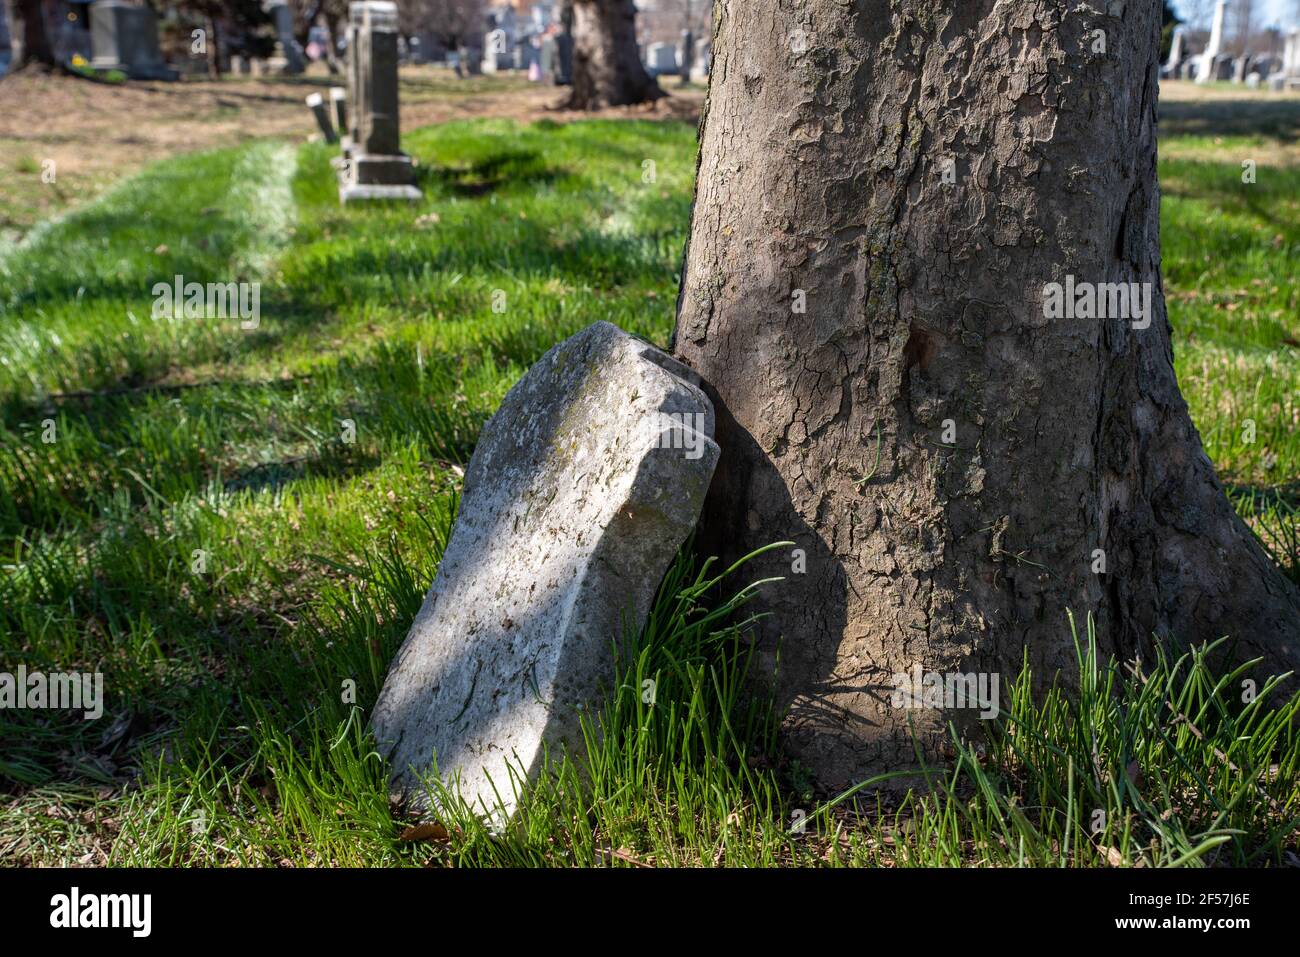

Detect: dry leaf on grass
[398, 822, 451, 843]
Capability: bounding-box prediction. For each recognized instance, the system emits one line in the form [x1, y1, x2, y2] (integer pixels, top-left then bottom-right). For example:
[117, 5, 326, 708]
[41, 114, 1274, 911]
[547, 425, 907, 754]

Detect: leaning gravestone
[329, 86, 348, 136]
[306, 92, 338, 143]
[372, 322, 719, 821]
[89, 0, 176, 80]
[338, 1, 421, 202]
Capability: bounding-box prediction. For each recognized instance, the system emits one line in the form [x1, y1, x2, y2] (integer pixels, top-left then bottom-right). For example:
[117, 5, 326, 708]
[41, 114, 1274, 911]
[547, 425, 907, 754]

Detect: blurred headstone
[1268, 30, 1299, 91]
[330, 86, 348, 135]
[1161, 26, 1184, 79]
[481, 28, 507, 73]
[1194, 0, 1226, 84]
[554, 30, 572, 85]
[89, 0, 177, 80]
[338, 2, 420, 202]
[645, 42, 677, 77]
[306, 92, 338, 143]
[263, 0, 306, 75]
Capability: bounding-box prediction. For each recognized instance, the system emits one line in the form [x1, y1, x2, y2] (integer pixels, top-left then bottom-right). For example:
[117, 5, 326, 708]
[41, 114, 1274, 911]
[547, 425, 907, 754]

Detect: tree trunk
[323, 10, 342, 76]
[0, 0, 14, 72]
[206, 16, 223, 80]
[563, 0, 664, 109]
[16, 0, 55, 69]
[672, 0, 1300, 794]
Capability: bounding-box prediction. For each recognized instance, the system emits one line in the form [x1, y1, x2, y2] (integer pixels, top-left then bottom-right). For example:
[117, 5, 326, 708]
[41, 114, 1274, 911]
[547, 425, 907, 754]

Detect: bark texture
[673, 0, 1300, 793]
[564, 0, 664, 109]
[16, 0, 55, 69]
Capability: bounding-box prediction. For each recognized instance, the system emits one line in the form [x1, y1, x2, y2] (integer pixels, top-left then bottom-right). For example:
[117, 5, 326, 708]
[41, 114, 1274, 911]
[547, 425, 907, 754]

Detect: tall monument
[338, 2, 422, 203]
[1195, 0, 1227, 84]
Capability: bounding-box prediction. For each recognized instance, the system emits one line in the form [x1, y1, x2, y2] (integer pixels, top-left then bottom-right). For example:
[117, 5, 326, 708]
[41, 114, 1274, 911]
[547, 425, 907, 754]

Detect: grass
[1, 99, 1297, 866]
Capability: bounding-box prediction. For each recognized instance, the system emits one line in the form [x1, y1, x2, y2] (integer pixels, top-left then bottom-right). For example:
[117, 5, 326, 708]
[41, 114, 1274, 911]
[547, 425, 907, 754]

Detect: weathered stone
[372, 321, 719, 820]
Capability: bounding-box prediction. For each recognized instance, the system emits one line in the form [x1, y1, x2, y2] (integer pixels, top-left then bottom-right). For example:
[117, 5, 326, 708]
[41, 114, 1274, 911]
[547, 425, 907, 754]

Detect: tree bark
[563, 0, 664, 109]
[16, 0, 55, 69]
[323, 9, 342, 76]
[673, 0, 1300, 793]
[206, 16, 223, 80]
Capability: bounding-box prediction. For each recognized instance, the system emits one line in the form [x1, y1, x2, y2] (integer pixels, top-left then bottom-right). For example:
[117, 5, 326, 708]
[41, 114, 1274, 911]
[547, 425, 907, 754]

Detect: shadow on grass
[1159, 97, 1300, 142]
[420, 148, 568, 197]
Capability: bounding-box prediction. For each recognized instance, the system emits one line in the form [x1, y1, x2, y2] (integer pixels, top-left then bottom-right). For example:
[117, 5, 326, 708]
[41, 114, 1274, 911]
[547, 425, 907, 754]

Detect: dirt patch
[0, 65, 704, 237]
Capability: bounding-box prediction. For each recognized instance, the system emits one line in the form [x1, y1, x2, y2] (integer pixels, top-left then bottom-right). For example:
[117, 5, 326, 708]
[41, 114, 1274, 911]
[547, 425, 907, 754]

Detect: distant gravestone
[1161, 26, 1184, 79]
[338, 1, 420, 202]
[645, 41, 677, 76]
[372, 322, 720, 821]
[263, 0, 306, 75]
[481, 28, 508, 73]
[554, 30, 573, 85]
[89, 0, 176, 80]
[1195, 0, 1227, 84]
[1269, 30, 1300, 91]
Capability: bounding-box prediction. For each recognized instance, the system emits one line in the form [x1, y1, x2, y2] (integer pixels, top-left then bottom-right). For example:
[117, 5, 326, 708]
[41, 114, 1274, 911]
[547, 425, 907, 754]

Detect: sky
[1172, 0, 1297, 30]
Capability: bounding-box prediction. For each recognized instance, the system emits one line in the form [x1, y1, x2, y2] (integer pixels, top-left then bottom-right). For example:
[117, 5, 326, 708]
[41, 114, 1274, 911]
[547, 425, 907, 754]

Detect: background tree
[14, 0, 54, 69]
[1230, 0, 1254, 56]
[397, 0, 486, 73]
[672, 0, 1300, 791]
[564, 0, 663, 109]
[292, 0, 348, 74]
[159, 0, 270, 78]
[0, 1, 14, 74]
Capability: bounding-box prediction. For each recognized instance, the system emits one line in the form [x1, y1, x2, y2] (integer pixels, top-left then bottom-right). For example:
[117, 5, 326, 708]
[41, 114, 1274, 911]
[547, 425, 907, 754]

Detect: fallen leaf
[399, 822, 450, 842]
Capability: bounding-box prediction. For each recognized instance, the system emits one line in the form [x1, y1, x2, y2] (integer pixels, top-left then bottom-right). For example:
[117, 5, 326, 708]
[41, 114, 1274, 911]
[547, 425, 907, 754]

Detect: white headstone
[1163, 26, 1185, 77]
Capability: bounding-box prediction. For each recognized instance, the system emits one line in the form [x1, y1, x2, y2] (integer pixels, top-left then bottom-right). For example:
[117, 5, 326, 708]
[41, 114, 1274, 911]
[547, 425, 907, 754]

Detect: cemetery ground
[0, 67, 704, 240]
[0, 79, 1298, 867]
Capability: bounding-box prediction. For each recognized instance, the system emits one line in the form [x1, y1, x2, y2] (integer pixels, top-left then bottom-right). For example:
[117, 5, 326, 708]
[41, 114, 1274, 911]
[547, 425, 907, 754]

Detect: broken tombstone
[371, 321, 719, 822]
